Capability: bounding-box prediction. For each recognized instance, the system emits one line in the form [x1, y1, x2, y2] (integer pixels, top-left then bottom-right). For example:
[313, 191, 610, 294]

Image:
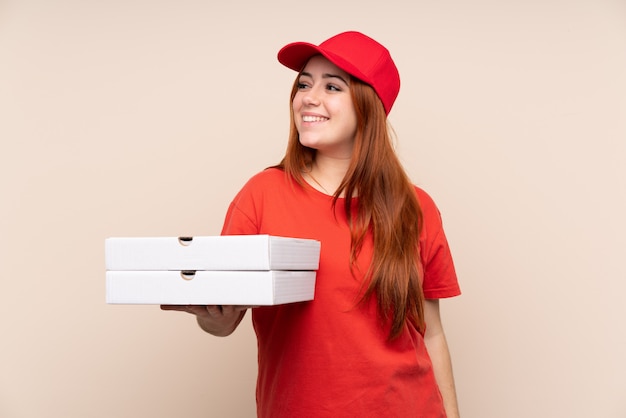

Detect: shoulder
[414, 186, 437, 209]
[241, 167, 287, 188]
[230, 167, 300, 210]
[234, 167, 287, 196]
[222, 168, 287, 234]
[413, 186, 443, 226]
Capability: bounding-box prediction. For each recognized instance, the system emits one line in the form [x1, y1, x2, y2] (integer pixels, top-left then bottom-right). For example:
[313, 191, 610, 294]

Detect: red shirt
[222, 168, 461, 418]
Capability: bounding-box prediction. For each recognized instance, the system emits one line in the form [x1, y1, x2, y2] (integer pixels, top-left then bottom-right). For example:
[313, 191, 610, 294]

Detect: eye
[297, 80, 311, 90]
[326, 84, 341, 92]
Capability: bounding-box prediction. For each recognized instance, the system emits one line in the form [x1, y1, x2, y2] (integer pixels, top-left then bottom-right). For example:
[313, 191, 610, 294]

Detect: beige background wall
[1, 0, 625, 417]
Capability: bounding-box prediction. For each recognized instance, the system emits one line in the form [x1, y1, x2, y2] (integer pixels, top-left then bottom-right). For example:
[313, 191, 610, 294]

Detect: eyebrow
[300, 71, 349, 86]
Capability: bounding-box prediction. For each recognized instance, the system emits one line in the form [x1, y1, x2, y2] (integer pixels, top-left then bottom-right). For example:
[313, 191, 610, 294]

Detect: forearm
[425, 331, 460, 418]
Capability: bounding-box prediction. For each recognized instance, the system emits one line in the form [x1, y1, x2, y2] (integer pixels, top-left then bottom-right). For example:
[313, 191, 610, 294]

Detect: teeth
[303, 115, 328, 122]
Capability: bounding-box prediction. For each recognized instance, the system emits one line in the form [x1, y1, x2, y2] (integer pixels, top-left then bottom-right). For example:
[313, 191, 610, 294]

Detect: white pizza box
[106, 270, 316, 305]
[105, 235, 321, 271]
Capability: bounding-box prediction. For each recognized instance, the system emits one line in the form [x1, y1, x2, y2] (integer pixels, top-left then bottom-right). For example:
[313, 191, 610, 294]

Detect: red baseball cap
[277, 31, 400, 115]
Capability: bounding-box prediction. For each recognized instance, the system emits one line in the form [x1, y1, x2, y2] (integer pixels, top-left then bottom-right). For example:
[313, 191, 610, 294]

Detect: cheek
[291, 99, 300, 127]
[342, 105, 358, 134]
[292, 94, 303, 111]
[291, 100, 302, 131]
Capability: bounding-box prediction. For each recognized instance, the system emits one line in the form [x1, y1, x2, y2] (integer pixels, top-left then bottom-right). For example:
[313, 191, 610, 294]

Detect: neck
[305, 154, 351, 197]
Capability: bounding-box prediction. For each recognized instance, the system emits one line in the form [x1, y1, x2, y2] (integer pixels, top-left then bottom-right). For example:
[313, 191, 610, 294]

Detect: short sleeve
[416, 187, 461, 299]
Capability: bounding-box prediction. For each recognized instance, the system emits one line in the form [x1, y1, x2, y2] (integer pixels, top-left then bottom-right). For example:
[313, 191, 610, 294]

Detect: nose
[302, 87, 320, 106]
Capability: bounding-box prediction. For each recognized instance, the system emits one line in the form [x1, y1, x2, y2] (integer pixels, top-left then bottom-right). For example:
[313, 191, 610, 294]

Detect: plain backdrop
[1, 1, 625, 417]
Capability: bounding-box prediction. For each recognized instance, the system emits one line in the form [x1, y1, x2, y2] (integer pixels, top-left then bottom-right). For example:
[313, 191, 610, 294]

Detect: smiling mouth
[302, 115, 329, 122]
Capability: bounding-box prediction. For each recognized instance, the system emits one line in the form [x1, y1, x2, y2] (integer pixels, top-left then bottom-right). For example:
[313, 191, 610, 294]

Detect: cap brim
[277, 42, 323, 72]
[278, 41, 371, 86]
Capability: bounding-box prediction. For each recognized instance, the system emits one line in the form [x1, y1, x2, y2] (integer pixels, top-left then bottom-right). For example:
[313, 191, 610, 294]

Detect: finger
[205, 305, 223, 316]
[161, 304, 257, 315]
[231, 305, 259, 311]
[221, 305, 256, 314]
[160, 305, 189, 312]
[161, 305, 206, 315]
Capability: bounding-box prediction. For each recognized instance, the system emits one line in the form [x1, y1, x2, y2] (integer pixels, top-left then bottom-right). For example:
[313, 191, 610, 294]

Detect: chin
[298, 137, 323, 150]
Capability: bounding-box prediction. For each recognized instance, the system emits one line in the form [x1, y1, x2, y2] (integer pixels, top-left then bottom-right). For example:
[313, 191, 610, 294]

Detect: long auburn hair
[276, 75, 425, 340]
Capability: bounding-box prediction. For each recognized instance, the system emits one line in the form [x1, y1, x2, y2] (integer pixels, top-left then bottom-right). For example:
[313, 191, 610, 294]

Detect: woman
[164, 31, 461, 417]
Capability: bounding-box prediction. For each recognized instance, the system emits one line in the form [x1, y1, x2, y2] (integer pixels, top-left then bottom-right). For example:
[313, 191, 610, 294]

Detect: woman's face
[292, 55, 358, 159]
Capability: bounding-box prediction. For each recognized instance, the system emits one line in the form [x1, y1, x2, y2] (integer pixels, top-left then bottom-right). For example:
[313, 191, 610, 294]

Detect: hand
[160, 305, 254, 336]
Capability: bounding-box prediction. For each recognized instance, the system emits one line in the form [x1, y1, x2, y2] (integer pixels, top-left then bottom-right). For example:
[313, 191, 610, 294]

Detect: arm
[160, 305, 250, 337]
[423, 299, 460, 418]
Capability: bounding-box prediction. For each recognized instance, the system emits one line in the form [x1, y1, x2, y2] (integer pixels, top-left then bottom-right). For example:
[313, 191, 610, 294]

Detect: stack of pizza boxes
[105, 235, 321, 306]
